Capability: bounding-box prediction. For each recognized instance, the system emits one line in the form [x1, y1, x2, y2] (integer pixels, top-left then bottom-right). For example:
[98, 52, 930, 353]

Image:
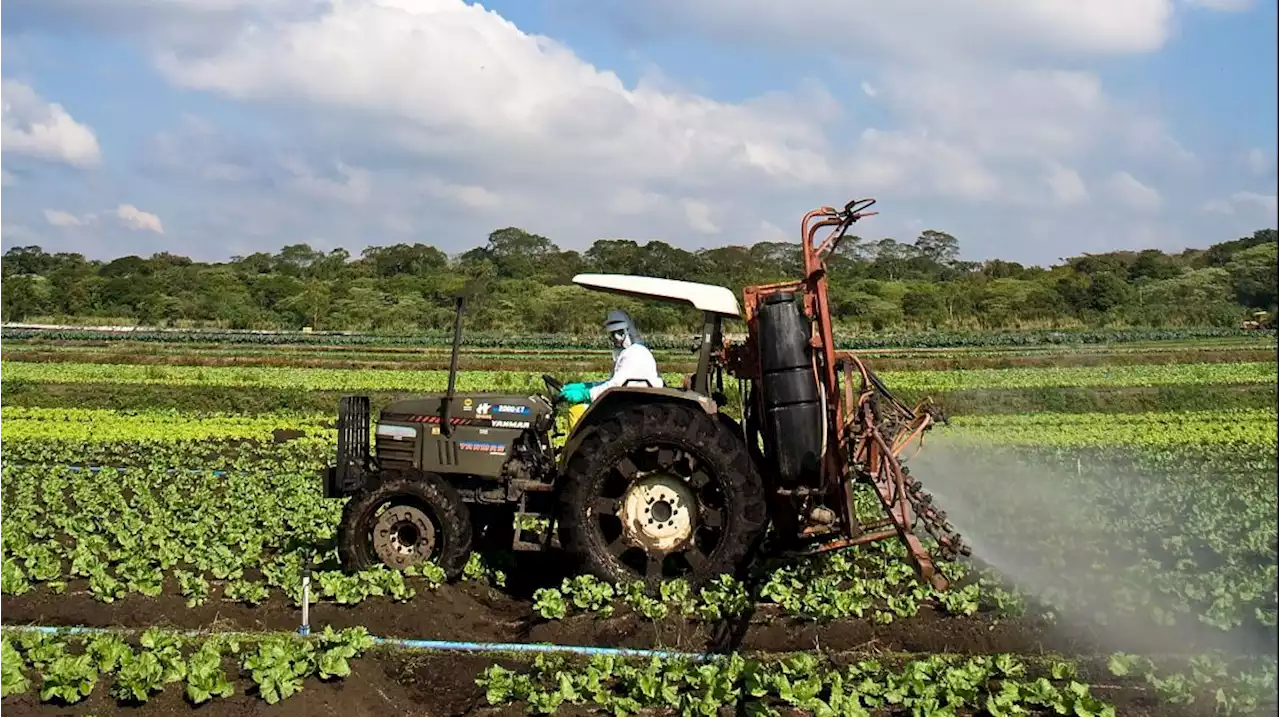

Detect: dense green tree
[914, 230, 960, 265]
[2, 226, 1274, 332]
[1225, 242, 1279, 310]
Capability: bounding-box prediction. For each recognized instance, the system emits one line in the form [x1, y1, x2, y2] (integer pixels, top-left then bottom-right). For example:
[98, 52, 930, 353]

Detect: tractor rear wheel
[557, 402, 768, 590]
[337, 470, 473, 580]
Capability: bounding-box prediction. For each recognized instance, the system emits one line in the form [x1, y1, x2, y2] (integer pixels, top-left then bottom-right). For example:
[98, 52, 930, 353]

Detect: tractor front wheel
[337, 470, 473, 580]
[557, 402, 768, 590]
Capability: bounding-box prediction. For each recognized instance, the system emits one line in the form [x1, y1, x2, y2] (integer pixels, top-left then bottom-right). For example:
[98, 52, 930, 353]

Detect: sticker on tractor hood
[475, 403, 529, 416]
[459, 441, 507, 455]
[376, 424, 417, 439]
[490, 420, 531, 429]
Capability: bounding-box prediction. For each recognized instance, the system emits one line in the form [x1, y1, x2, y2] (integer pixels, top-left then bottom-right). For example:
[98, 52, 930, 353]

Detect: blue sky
[1, 0, 1275, 266]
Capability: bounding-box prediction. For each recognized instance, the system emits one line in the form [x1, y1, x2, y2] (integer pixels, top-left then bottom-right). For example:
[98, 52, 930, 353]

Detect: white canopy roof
[572, 273, 742, 318]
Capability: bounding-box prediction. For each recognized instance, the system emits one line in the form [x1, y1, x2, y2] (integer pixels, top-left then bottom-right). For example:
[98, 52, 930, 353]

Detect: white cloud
[1246, 147, 1273, 174]
[878, 67, 1131, 160]
[41, 204, 175, 235]
[1, 80, 102, 168]
[754, 220, 790, 243]
[803, 62, 1187, 213]
[1203, 191, 1278, 217]
[608, 188, 666, 215]
[152, 0, 837, 194]
[847, 129, 1003, 201]
[280, 158, 372, 205]
[860, 81, 878, 98]
[419, 177, 503, 211]
[585, 0, 1176, 58]
[1108, 171, 1163, 212]
[122, 0, 868, 252]
[1185, 0, 1254, 11]
[43, 209, 84, 227]
[683, 199, 719, 234]
[116, 204, 165, 233]
[1045, 163, 1090, 205]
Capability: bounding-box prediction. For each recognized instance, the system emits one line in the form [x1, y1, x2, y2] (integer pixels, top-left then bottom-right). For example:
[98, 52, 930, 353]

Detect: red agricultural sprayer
[322, 197, 971, 592]
[721, 198, 972, 589]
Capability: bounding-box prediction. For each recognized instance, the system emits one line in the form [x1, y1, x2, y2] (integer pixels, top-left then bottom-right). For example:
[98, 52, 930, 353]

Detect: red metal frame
[731, 199, 964, 591]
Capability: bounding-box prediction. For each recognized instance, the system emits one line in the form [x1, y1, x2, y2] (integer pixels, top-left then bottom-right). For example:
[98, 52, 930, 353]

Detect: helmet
[604, 309, 641, 350]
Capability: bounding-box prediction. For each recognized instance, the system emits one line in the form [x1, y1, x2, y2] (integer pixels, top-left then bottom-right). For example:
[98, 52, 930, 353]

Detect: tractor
[321, 198, 971, 591]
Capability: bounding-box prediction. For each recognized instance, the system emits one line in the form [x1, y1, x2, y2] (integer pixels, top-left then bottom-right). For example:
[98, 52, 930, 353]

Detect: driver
[560, 309, 663, 405]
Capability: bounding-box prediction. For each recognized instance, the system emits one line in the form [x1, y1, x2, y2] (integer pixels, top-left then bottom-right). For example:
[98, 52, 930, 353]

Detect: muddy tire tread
[557, 401, 768, 588]
[337, 470, 473, 581]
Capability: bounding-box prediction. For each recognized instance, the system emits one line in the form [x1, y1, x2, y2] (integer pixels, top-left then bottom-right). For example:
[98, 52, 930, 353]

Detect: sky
[0, 0, 1276, 266]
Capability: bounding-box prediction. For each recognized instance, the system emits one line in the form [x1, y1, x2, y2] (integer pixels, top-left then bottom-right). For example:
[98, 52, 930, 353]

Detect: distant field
[5, 323, 1274, 349]
[3, 338, 1275, 373]
[3, 359, 1273, 393]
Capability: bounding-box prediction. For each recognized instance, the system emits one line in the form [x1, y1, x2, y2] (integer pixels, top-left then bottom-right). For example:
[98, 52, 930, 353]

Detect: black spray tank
[756, 290, 823, 486]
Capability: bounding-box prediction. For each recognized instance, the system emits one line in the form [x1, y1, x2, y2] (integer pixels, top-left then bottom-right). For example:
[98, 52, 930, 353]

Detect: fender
[557, 386, 718, 471]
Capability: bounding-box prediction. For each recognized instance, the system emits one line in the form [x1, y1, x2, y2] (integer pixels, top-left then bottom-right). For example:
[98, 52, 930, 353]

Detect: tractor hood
[380, 394, 553, 429]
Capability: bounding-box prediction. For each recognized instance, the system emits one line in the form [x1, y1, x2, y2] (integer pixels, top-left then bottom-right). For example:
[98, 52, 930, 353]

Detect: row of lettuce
[0, 407, 1264, 450]
[3, 626, 1275, 714]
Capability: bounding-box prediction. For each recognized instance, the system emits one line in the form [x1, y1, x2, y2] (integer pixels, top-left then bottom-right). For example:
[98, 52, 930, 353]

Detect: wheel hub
[619, 475, 696, 552]
[372, 505, 436, 568]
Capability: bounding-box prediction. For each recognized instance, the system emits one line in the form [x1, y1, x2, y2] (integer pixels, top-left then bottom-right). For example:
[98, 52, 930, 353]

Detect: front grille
[376, 435, 415, 467]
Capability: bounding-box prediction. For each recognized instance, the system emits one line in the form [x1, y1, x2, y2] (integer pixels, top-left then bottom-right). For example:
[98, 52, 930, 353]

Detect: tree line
[2, 226, 1276, 334]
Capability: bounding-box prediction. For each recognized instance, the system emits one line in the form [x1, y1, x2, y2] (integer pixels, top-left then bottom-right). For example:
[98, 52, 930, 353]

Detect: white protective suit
[588, 342, 664, 401]
[589, 309, 664, 401]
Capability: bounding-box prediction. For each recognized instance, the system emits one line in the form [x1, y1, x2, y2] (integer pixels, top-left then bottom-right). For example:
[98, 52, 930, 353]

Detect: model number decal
[475, 403, 529, 416]
[459, 441, 507, 455]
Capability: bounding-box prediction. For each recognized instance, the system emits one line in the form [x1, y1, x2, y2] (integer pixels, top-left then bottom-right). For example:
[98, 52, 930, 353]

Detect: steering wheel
[542, 374, 564, 399]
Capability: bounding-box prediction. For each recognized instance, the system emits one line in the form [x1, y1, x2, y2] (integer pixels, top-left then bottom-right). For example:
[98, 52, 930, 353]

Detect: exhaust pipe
[440, 295, 466, 437]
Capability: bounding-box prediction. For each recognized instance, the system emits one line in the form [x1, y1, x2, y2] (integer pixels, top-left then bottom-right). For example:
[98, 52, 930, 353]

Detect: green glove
[560, 383, 592, 404]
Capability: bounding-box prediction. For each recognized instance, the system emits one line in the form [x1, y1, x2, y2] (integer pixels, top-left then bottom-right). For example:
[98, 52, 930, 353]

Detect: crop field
[1, 333, 1277, 716]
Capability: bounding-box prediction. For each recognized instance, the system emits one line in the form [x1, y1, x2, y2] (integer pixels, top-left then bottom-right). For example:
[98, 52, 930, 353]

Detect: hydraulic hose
[812, 351, 828, 469]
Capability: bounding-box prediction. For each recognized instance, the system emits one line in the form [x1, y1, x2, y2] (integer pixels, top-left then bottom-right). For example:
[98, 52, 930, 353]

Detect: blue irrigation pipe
[2, 624, 715, 662]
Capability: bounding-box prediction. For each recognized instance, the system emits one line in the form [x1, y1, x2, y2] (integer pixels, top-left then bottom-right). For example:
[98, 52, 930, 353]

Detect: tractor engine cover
[375, 394, 552, 479]
[757, 290, 823, 486]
